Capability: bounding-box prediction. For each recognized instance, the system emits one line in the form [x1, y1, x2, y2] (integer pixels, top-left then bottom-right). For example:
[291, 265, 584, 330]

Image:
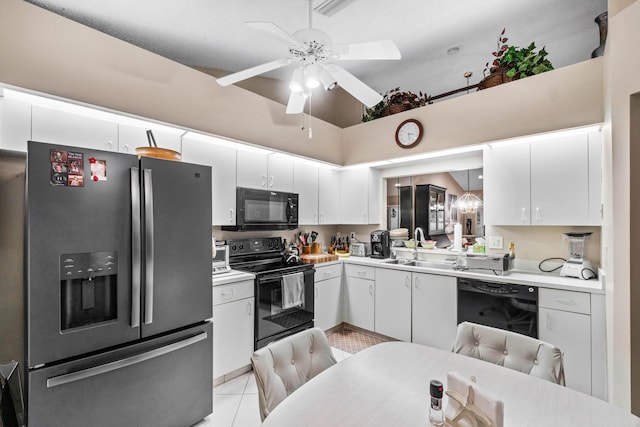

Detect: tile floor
[195, 329, 386, 427]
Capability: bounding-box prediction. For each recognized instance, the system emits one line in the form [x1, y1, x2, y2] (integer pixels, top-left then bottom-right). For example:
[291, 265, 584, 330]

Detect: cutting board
[300, 253, 339, 264]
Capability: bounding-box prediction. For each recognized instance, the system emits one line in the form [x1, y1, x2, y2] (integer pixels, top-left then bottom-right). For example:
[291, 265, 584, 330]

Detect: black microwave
[222, 187, 299, 231]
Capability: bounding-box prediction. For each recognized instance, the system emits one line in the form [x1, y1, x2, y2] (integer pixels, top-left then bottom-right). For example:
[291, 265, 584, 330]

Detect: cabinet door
[0, 96, 31, 152]
[530, 134, 589, 225]
[412, 273, 457, 351]
[267, 154, 294, 192]
[237, 150, 268, 189]
[32, 105, 118, 152]
[314, 276, 342, 331]
[587, 130, 602, 226]
[339, 169, 370, 224]
[318, 168, 340, 224]
[213, 298, 254, 378]
[374, 269, 411, 341]
[294, 162, 319, 225]
[346, 277, 374, 331]
[483, 143, 530, 225]
[181, 137, 237, 226]
[117, 124, 181, 154]
[539, 307, 591, 395]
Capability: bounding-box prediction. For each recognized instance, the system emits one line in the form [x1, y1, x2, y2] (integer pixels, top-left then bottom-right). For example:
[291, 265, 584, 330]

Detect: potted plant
[362, 87, 431, 122]
[478, 29, 554, 90]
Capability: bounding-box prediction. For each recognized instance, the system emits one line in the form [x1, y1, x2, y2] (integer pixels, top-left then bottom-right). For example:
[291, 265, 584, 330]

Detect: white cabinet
[374, 268, 411, 341]
[32, 105, 118, 152]
[339, 168, 380, 224]
[314, 263, 343, 331]
[294, 162, 319, 225]
[538, 288, 592, 396]
[412, 273, 457, 351]
[212, 279, 254, 379]
[345, 264, 375, 331]
[0, 96, 31, 152]
[318, 168, 340, 224]
[236, 151, 293, 192]
[117, 124, 181, 154]
[181, 137, 237, 226]
[484, 131, 602, 226]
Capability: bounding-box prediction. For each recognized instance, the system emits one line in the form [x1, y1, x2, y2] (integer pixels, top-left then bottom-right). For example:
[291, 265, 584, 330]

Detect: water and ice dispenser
[59, 251, 118, 330]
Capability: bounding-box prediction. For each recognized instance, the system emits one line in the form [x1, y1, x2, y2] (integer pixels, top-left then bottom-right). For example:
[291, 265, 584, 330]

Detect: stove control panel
[228, 237, 283, 256]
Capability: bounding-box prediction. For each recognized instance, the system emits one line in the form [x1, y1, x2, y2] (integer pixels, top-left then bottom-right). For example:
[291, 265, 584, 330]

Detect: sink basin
[382, 259, 455, 270]
[382, 259, 412, 265]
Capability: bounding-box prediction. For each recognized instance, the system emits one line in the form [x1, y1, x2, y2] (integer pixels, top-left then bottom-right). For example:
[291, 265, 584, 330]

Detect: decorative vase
[591, 11, 608, 58]
[477, 69, 513, 90]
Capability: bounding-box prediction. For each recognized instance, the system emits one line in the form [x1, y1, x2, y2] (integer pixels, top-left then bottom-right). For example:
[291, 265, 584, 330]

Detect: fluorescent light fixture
[289, 68, 304, 93]
[304, 64, 321, 89]
[387, 143, 488, 164]
[314, 0, 356, 16]
[319, 69, 337, 91]
[488, 124, 603, 149]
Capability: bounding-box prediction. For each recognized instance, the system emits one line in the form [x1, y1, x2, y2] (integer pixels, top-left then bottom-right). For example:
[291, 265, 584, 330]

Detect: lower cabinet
[411, 273, 457, 351]
[374, 268, 411, 341]
[212, 279, 254, 379]
[345, 265, 375, 331]
[314, 264, 343, 331]
[538, 288, 593, 396]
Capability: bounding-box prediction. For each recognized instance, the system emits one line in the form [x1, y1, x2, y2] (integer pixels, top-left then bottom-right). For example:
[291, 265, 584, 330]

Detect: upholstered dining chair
[251, 327, 337, 421]
[452, 321, 566, 386]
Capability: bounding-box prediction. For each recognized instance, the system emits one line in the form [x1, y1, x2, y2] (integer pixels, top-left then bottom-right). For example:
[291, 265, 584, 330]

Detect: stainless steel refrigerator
[23, 141, 213, 427]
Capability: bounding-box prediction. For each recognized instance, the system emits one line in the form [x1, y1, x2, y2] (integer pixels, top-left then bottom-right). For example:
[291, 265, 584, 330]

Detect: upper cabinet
[294, 162, 319, 225]
[415, 184, 446, 236]
[0, 96, 31, 152]
[118, 124, 181, 155]
[181, 136, 237, 226]
[32, 106, 118, 152]
[484, 130, 602, 226]
[339, 168, 380, 225]
[236, 151, 293, 192]
[318, 168, 340, 225]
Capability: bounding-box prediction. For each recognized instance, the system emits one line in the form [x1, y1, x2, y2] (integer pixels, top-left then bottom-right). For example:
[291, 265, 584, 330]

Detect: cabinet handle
[324, 272, 331, 278]
[108, 140, 113, 151]
[124, 144, 129, 153]
[261, 174, 267, 187]
[314, 286, 319, 297]
[405, 276, 410, 289]
[521, 208, 528, 223]
[319, 212, 325, 223]
[247, 302, 252, 316]
[535, 207, 542, 223]
[269, 175, 274, 188]
[555, 298, 577, 306]
[362, 212, 367, 223]
[545, 311, 554, 331]
[229, 209, 234, 223]
[313, 212, 318, 222]
[368, 284, 373, 296]
[357, 271, 367, 277]
[220, 290, 233, 301]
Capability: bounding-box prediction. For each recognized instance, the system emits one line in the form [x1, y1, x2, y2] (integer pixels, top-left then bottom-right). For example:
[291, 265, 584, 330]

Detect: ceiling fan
[216, 0, 401, 114]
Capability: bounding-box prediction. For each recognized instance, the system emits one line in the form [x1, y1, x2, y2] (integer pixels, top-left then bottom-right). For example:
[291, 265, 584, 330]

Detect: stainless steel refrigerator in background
[19, 141, 212, 426]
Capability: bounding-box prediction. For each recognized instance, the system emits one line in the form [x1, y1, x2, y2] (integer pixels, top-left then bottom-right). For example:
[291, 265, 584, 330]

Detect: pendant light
[455, 170, 483, 214]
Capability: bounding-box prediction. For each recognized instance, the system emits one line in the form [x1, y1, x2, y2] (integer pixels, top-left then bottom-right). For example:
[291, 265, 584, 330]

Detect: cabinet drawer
[315, 264, 342, 281]
[539, 288, 590, 315]
[213, 280, 254, 306]
[345, 264, 375, 280]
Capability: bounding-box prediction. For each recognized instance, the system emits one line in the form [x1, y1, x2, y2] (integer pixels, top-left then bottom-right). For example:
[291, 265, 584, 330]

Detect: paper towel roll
[454, 223, 462, 251]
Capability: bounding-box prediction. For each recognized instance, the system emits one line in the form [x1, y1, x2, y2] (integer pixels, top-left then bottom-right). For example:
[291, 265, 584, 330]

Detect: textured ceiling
[26, 0, 607, 101]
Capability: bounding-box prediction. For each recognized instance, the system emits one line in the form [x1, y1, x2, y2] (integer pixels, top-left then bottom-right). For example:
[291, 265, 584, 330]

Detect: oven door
[255, 268, 314, 349]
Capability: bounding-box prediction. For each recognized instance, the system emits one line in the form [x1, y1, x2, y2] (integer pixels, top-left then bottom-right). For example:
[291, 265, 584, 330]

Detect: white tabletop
[261, 342, 640, 427]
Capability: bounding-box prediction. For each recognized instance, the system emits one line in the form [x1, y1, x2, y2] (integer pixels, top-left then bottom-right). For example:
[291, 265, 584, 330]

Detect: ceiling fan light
[305, 64, 321, 89]
[289, 68, 304, 92]
[319, 69, 337, 91]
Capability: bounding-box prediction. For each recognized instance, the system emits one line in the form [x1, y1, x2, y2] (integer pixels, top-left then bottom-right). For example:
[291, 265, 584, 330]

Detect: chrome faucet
[413, 227, 425, 259]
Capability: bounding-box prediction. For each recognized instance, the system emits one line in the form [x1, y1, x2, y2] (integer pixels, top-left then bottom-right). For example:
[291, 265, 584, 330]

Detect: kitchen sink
[382, 259, 455, 270]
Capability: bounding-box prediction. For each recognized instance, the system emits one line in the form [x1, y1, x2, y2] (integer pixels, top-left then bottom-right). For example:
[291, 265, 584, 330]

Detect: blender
[560, 232, 594, 279]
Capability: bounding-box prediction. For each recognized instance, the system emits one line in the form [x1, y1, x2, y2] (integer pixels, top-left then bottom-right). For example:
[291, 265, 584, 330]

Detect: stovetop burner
[227, 237, 311, 275]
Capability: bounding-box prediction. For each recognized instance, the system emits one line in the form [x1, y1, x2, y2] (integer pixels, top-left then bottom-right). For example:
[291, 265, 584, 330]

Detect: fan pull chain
[307, 92, 313, 139]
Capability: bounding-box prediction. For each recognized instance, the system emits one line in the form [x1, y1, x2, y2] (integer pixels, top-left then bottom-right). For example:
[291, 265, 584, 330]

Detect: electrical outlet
[488, 236, 503, 250]
[350, 232, 356, 240]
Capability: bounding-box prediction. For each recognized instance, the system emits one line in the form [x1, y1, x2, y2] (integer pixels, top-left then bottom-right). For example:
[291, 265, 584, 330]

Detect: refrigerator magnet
[67, 151, 84, 187]
[89, 157, 107, 181]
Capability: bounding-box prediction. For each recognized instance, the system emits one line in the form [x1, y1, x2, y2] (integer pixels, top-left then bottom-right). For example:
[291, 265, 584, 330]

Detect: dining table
[261, 341, 640, 427]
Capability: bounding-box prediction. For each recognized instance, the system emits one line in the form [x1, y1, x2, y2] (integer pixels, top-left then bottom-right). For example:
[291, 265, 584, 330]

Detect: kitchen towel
[282, 272, 304, 309]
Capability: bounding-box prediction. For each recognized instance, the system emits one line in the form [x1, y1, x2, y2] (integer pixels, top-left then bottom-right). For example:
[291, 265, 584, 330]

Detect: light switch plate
[488, 236, 503, 249]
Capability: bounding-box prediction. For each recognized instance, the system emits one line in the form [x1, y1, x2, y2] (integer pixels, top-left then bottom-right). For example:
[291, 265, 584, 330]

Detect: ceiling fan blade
[286, 91, 307, 114]
[324, 64, 382, 108]
[245, 22, 302, 47]
[332, 40, 401, 60]
[216, 59, 292, 86]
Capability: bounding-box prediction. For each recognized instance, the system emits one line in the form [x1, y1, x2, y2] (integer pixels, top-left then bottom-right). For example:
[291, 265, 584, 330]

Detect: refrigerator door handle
[130, 168, 141, 328]
[46, 331, 208, 388]
[143, 168, 154, 325]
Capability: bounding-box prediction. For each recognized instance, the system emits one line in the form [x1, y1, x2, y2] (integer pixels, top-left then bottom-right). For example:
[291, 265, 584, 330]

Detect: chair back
[452, 322, 565, 386]
[251, 327, 337, 420]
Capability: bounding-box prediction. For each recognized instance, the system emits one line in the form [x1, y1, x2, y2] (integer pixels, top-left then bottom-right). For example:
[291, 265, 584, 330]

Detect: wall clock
[395, 119, 423, 149]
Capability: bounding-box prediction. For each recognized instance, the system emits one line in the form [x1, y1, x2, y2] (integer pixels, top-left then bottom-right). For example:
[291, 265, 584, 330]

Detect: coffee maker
[371, 230, 391, 259]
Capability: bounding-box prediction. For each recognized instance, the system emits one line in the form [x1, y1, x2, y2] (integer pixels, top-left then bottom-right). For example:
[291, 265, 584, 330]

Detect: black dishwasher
[457, 278, 538, 338]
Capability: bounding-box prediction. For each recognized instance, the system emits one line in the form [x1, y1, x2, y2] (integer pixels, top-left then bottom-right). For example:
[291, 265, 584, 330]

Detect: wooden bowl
[135, 147, 182, 161]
